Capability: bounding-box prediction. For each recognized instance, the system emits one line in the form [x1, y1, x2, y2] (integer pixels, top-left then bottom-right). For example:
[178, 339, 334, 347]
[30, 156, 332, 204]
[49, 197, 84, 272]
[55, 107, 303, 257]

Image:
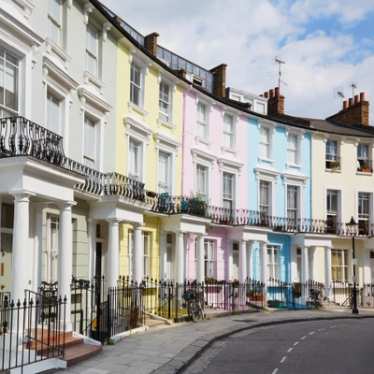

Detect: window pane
[159, 81, 170, 120]
[287, 185, 298, 220]
[196, 164, 208, 200]
[84, 117, 96, 166]
[223, 114, 234, 148]
[130, 63, 142, 106]
[287, 134, 298, 164]
[1, 203, 13, 229]
[326, 140, 337, 160]
[49, 0, 62, 21]
[197, 102, 208, 139]
[0, 49, 19, 114]
[47, 93, 61, 134]
[158, 151, 171, 193]
[260, 181, 271, 215]
[129, 138, 142, 180]
[260, 127, 270, 158]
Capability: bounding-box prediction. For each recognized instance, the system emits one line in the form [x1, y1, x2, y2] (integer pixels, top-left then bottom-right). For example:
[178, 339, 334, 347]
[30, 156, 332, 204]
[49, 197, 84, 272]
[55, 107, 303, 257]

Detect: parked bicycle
[183, 288, 205, 321]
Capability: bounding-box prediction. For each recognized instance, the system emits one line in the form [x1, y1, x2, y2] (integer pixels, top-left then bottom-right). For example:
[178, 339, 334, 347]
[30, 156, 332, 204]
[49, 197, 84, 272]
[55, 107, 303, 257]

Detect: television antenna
[275, 57, 286, 91]
[351, 83, 357, 97]
[337, 91, 345, 99]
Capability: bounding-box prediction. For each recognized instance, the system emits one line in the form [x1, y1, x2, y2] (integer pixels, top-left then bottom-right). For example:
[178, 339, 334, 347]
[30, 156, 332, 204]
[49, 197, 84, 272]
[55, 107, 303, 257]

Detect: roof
[90, 0, 374, 140]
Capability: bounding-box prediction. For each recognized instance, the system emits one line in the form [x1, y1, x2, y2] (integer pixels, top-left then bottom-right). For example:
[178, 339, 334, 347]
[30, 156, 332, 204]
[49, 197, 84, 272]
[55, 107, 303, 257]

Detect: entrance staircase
[28, 330, 102, 367]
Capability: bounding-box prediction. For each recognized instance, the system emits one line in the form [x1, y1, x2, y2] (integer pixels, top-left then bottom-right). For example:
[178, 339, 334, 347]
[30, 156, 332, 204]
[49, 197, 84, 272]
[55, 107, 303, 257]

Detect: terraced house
[1, 0, 374, 372]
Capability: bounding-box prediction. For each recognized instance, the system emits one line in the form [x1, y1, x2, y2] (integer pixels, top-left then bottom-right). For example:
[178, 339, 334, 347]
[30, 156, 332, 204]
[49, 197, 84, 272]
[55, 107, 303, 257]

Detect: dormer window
[357, 143, 372, 173]
[325, 140, 340, 171]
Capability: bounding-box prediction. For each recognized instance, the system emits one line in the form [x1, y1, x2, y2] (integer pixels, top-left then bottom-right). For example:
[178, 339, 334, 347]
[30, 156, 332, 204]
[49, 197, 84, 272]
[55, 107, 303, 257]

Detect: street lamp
[346, 217, 359, 314]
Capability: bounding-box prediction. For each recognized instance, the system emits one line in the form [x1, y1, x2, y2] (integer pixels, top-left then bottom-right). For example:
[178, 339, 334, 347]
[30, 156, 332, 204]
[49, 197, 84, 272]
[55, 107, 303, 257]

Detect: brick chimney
[210, 64, 227, 98]
[328, 92, 369, 126]
[263, 87, 285, 116]
[144, 32, 159, 56]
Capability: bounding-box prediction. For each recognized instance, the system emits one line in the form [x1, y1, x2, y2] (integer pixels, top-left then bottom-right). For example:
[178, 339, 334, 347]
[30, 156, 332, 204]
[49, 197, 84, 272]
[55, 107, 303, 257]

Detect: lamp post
[347, 217, 359, 314]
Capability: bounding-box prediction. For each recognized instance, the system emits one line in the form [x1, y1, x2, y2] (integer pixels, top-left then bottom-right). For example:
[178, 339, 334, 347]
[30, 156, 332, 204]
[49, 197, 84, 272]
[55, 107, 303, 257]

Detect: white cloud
[101, 0, 374, 123]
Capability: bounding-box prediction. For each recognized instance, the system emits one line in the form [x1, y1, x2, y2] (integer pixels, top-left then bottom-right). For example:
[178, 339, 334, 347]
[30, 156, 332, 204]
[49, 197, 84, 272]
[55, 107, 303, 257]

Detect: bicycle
[183, 288, 205, 321]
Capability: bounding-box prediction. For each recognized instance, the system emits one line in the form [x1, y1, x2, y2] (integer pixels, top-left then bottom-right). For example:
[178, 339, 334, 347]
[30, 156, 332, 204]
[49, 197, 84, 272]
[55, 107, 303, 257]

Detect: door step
[64, 343, 102, 366]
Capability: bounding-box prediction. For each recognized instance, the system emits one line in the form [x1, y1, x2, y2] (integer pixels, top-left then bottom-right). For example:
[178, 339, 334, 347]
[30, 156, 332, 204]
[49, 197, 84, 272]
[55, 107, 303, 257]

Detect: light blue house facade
[246, 114, 312, 285]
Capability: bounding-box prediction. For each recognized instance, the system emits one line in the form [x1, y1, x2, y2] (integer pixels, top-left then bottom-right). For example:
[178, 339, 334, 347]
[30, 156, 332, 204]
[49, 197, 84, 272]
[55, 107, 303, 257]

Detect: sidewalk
[59, 309, 374, 374]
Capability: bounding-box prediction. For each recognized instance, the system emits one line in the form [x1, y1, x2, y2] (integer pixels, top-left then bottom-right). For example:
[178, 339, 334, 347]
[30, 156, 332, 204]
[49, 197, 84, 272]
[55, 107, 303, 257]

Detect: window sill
[128, 102, 148, 117]
[286, 163, 302, 170]
[325, 168, 341, 173]
[157, 116, 175, 129]
[195, 136, 210, 146]
[258, 157, 274, 165]
[83, 71, 103, 90]
[356, 171, 373, 176]
[45, 38, 70, 65]
[221, 146, 236, 155]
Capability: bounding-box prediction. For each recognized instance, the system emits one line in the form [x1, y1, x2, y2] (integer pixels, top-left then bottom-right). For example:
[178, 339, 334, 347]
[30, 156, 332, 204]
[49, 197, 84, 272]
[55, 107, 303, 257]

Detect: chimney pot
[274, 87, 280, 97]
[354, 95, 359, 104]
[343, 100, 348, 110]
[264, 92, 269, 98]
[348, 97, 353, 107]
[360, 92, 366, 101]
[144, 32, 159, 56]
[270, 89, 274, 98]
[266, 86, 285, 116]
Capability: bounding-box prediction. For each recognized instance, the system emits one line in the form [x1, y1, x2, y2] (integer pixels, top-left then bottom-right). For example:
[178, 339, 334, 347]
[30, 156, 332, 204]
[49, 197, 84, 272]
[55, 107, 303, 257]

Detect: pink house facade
[182, 87, 252, 282]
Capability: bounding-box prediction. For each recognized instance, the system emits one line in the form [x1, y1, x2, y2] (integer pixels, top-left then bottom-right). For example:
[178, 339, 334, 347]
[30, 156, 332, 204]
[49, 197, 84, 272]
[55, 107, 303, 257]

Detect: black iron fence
[0, 294, 66, 372]
[267, 278, 324, 309]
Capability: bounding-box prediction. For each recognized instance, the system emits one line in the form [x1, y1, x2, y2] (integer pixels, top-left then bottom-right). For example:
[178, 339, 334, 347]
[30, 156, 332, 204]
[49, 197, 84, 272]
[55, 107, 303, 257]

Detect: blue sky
[102, 0, 374, 121]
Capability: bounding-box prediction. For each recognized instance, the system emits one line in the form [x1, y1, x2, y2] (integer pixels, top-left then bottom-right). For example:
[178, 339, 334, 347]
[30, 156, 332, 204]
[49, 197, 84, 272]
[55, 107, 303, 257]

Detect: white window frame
[204, 239, 217, 280]
[259, 125, 273, 161]
[331, 249, 348, 282]
[0, 47, 20, 117]
[196, 100, 209, 141]
[287, 132, 300, 166]
[128, 136, 144, 182]
[267, 245, 280, 280]
[195, 163, 209, 202]
[143, 231, 151, 278]
[46, 87, 64, 135]
[130, 61, 145, 108]
[159, 79, 173, 124]
[223, 112, 235, 150]
[83, 114, 99, 168]
[85, 22, 100, 78]
[48, 0, 64, 48]
[326, 189, 341, 230]
[259, 180, 272, 216]
[358, 192, 372, 233]
[158, 150, 173, 194]
[286, 184, 300, 221]
[222, 171, 235, 211]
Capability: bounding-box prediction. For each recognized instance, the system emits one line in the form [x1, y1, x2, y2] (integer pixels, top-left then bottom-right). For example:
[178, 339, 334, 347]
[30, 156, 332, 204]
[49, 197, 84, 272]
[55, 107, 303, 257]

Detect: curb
[151, 313, 374, 374]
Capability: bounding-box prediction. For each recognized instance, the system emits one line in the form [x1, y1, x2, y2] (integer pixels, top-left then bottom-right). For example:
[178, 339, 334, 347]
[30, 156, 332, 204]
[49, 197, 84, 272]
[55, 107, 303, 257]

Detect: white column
[133, 225, 143, 284]
[260, 241, 268, 285]
[175, 231, 185, 284]
[239, 240, 247, 283]
[34, 204, 44, 292]
[11, 192, 31, 302]
[308, 247, 315, 280]
[87, 218, 96, 280]
[106, 219, 120, 288]
[325, 246, 332, 298]
[58, 201, 74, 331]
[159, 232, 167, 280]
[196, 235, 205, 283]
[301, 246, 310, 301]
[247, 241, 254, 280]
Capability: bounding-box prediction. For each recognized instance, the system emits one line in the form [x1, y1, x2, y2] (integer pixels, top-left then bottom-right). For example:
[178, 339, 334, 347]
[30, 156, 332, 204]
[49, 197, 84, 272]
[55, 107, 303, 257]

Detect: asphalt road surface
[183, 318, 374, 374]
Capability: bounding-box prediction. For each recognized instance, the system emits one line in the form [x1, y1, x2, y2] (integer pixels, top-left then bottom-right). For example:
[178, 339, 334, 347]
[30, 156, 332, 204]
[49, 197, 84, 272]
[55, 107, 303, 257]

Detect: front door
[165, 233, 174, 280]
[95, 242, 103, 281]
[43, 214, 59, 284]
[0, 203, 13, 294]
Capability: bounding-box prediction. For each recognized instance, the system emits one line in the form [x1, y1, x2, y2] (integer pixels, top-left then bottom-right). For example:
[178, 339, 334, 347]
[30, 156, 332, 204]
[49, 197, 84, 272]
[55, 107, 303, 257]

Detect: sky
[101, 0, 374, 121]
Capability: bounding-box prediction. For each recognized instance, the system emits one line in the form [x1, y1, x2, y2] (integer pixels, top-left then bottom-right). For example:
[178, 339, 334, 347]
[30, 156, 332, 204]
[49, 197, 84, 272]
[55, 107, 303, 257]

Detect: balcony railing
[357, 159, 373, 173]
[2, 117, 374, 237]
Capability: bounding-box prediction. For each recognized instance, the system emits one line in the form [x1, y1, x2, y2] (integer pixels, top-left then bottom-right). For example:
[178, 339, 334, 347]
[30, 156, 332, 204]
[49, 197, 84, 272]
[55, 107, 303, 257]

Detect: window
[204, 240, 216, 279]
[259, 180, 271, 216]
[196, 164, 209, 201]
[327, 190, 339, 233]
[47, 92, 61, 135]
[197, 101, 208, 140]
[128, 138, 142, 181]
[158, 151, 172, 194]
[357, 144, 371, 172]
[358, 192, 371, 234]
[143, 232, 151, 278]
[287, 133, 299, 165]
[83, 116, 97, 168]
[130, 63, 143, 107]
[223, 114, 234, 148]
[287, 185, 299, 221]
[267, 246, 280, 279]
[0, 48, 19, 117]
[159, 81, 171, 122]
[259, 127, 271, 159]
[232, 242, 239, 281]
[326, 140, 340, 170]
[86, 23, 99, 77]
[48, 0, 63, 46]
[222, 172, 235, 210]
[0, 203, 13, 254]
[331, 249, 348, 282]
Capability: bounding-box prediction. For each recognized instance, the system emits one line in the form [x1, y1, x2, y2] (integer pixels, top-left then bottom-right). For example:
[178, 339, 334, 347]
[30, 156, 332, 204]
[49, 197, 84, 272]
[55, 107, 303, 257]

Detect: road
[183, 318, 374, 374]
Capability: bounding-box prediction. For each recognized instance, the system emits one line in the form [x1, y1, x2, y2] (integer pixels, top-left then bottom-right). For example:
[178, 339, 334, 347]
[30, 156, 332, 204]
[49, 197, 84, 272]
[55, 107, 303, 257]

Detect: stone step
[64, 343, 102, 367]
